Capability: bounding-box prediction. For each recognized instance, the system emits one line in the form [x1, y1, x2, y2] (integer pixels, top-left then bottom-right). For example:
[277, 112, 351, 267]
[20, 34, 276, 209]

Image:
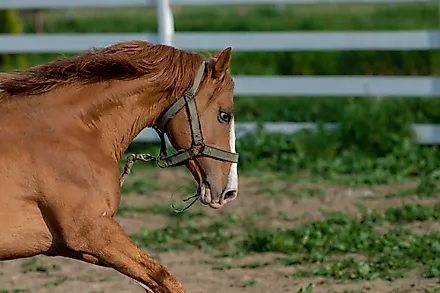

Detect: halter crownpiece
[153, 61, 239, 168]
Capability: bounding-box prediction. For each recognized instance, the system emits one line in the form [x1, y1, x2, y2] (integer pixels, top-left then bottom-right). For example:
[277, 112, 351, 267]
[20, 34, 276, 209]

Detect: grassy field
[0, 167, 439, 293]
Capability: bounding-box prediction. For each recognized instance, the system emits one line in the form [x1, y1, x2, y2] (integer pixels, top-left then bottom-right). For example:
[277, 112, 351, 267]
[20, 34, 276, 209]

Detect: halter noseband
[152, 61, 239, 168]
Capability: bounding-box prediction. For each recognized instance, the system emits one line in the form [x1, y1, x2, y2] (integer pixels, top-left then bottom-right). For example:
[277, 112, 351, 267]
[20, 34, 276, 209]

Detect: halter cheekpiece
[119, 61, 239, 187]
[152, 61, 239, 167]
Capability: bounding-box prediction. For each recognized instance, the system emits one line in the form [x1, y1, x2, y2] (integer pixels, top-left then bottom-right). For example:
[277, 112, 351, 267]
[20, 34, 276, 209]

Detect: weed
[297, 284, 313, 293]
[241, 279, 257, 287]
[213, 260, 271, 270]
[416, 169, 440, 198]
[44, 277, 67, 287]
[21, 257, 56, 274]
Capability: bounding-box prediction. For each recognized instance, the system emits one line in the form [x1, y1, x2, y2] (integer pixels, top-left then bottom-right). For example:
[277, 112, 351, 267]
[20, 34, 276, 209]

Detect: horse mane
[0, 40, 206, 96]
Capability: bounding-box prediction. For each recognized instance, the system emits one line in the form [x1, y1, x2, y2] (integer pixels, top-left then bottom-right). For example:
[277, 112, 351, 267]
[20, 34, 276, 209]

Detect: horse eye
[219, 111, 231, 123]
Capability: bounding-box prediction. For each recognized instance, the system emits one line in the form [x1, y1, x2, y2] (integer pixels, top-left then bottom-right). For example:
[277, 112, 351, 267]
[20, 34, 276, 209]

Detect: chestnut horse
[0, 41, 239, 293]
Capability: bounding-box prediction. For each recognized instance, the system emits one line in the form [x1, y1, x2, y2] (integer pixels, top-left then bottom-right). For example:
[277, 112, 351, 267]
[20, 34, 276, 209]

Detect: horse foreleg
[58, 216, 185, 293]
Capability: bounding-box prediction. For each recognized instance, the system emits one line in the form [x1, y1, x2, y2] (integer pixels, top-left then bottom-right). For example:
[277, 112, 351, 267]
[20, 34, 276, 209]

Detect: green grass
[244, 204, 440, 280]
[126, 201, 440, 281]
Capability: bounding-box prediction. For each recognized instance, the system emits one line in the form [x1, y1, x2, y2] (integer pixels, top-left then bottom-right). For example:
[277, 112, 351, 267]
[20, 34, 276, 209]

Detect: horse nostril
[223, 190, 237, 202]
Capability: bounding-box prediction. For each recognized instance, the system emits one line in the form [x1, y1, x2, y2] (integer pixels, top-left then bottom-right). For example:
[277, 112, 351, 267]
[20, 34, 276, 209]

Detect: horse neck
[48, 79, 172, 162]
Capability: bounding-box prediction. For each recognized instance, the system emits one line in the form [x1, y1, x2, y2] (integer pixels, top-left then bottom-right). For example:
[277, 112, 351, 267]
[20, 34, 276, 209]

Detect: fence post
[157, 0, 174, 46]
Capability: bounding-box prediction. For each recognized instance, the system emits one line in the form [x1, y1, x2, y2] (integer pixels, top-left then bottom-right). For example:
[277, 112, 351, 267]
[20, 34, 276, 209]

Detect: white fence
[1, 0, 440, 144]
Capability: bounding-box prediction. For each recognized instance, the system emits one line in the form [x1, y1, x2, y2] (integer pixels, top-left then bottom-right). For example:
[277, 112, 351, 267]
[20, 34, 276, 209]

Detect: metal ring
[156, 159, 168, 168]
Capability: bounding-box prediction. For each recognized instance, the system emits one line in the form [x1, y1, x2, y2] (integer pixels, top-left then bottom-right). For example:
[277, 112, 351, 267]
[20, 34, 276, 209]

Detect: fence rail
[2, 31, 440, 53]
[233, 76, 440, 97]
[1, 0, 439, 144]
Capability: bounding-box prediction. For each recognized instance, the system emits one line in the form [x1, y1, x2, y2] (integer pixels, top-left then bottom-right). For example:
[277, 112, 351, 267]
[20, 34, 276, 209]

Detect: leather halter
[152, 61, 239, 168]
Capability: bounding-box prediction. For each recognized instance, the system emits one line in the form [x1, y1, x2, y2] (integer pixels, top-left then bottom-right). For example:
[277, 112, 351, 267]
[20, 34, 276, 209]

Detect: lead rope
[119, 154, 200, 213]
[119, 153, 157, 187]
[171, 193, 199, 213]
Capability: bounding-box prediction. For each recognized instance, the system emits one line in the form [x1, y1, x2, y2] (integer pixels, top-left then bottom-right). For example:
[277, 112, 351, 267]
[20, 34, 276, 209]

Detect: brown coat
[0, 41, 238, 292]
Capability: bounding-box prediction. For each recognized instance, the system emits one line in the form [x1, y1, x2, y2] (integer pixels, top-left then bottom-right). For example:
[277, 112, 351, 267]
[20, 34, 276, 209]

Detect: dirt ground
[0, 168, 439, 293]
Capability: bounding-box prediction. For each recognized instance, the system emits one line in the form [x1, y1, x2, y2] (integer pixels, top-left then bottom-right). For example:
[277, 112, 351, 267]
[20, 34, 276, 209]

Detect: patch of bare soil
[378, 220, 440, 236]
[0, 169, 439, 293]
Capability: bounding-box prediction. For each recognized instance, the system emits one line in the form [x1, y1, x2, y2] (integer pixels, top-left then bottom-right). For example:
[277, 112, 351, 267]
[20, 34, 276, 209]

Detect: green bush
[236, 97, 440, 183]
[0, 10, 26, 69]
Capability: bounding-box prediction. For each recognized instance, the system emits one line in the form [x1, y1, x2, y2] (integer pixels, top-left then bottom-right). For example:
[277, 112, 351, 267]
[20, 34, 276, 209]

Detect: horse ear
[212, 47, 232, 80]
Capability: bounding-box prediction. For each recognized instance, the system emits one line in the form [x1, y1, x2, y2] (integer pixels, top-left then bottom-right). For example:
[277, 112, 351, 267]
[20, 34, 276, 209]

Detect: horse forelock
[0, 40, 206, 97]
